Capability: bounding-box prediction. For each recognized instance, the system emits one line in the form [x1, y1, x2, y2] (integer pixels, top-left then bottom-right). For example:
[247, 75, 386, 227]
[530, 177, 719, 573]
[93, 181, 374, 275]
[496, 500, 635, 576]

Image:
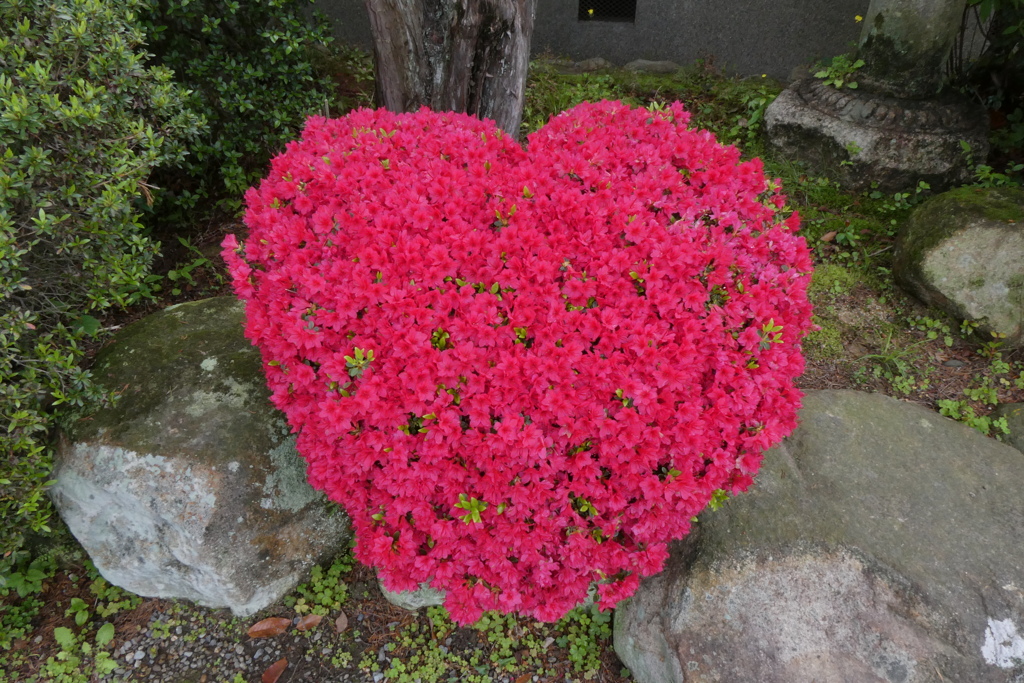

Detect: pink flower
[225, 102, 813, 625]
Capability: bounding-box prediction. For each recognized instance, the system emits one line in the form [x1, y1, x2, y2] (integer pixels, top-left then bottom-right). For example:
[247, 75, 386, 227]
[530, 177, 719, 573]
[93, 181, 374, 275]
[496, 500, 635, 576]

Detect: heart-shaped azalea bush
[224, 101, 813, 624]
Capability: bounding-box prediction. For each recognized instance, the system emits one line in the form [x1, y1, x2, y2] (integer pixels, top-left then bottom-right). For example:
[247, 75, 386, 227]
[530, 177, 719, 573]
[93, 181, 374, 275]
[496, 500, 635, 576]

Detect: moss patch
[804, 314, 845, 360]
[935, 186, 1024, 223]
[809, 263, 861, 298]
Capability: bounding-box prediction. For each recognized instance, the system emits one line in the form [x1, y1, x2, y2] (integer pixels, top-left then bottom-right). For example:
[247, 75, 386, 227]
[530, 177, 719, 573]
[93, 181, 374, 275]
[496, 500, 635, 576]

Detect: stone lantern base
[765, 79, 989, 194]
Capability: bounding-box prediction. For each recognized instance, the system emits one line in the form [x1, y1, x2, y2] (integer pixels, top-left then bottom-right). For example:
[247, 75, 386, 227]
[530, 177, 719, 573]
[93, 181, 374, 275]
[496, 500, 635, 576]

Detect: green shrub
[139, 0, 338, 218]
[0, 0, 201, 574]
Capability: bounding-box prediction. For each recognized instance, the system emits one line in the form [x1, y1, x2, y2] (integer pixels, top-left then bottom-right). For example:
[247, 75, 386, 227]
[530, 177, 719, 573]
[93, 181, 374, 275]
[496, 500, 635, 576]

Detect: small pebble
[134, 650, 146, 661]
[234, 644, 244, 655]
[943, 359, 965, 367]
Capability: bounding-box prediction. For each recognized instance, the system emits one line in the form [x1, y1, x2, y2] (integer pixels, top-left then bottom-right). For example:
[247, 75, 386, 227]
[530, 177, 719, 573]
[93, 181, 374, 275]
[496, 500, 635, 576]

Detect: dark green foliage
[0, 0, 201, 575]
[953, 0, 1024, 163]
[139, 0, 338, 217]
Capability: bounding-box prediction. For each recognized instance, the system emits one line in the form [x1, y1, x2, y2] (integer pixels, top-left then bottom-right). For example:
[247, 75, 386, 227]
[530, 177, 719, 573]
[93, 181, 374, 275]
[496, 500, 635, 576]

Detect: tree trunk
[364, 0, 536, 137]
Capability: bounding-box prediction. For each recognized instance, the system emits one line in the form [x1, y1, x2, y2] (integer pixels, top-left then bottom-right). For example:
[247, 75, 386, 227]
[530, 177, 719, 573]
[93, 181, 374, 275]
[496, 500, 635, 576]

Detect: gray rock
[378, 577, 602, 614]
[993, 403, 1024, 454]
[624, 59, 680, 74]
[51, 297, 350, 616]
[378, 580, 447, 611]
[575, 57, 613, 72]
[894, 186, 1024, 348]
[765, 79, 988, 193]
[615, 390, 1024, 682]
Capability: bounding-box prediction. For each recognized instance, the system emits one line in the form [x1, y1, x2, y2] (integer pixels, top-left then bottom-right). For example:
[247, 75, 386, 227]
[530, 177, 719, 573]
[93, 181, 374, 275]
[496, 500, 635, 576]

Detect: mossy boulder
[615, 390, 1024, 683]
[50, 297, 350, 616]
[894, 186, 1024, 348]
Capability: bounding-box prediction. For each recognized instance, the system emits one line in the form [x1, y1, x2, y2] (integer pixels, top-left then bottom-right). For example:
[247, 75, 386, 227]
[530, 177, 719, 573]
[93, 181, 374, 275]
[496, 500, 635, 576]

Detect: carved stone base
[765, 79, 989, 193]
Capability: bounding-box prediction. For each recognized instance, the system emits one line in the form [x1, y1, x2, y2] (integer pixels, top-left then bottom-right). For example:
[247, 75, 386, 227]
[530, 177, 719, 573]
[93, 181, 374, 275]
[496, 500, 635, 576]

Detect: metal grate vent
[578, 0, 636, 22]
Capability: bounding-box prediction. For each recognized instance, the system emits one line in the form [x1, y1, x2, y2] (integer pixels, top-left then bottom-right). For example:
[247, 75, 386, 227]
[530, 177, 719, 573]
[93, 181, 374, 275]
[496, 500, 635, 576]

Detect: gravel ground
[18, 562, 629, 683]
[105, 613, 374, 682]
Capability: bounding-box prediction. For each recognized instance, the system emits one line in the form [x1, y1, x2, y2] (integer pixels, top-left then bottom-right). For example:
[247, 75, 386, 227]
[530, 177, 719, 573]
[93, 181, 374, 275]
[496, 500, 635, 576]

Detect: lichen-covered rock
[994, 403, 1024, 454]
[614, 390, 1024, 683]
[894, 186, 1024, 348]
[50, 297, 350, 616]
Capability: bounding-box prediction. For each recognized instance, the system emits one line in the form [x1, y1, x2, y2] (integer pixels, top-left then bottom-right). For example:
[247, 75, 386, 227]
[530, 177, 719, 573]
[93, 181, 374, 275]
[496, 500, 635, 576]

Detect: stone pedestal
[765, 78, 988, 193]
[766, 0, 989, 193]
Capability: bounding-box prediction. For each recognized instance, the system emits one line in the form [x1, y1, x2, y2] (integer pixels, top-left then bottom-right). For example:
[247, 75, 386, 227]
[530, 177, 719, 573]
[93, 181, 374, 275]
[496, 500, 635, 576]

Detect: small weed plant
[813, 54, 865, 89]
[854, 326, 934, 396]
[939, 341, 1024, 436]
[284, 550, 355, 616]
[41, 623, 118, 683]
[960, 141, 1024, 187]
[365, 603, 620, 683]
[0, 539, 146, 682]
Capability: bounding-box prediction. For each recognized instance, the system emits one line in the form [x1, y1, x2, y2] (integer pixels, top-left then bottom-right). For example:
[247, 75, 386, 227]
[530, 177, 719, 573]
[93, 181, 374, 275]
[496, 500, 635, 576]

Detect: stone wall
[312, 0, 869, 80]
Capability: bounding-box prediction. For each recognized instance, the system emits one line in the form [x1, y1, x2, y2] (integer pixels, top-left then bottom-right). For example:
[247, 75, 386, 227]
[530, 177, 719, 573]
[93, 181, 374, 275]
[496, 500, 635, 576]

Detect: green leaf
[707, 489, 730, 511]
[96, 623, 115, 647]
[71, 314, 101, 337]
[53, 627, 75, 650]
[95, 652, 118, 674]
[454, 493, 488, 523]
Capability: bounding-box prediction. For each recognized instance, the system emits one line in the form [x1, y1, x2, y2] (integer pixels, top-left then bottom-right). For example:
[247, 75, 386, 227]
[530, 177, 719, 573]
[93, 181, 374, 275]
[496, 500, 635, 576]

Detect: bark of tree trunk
[364, 0, 537, 137]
